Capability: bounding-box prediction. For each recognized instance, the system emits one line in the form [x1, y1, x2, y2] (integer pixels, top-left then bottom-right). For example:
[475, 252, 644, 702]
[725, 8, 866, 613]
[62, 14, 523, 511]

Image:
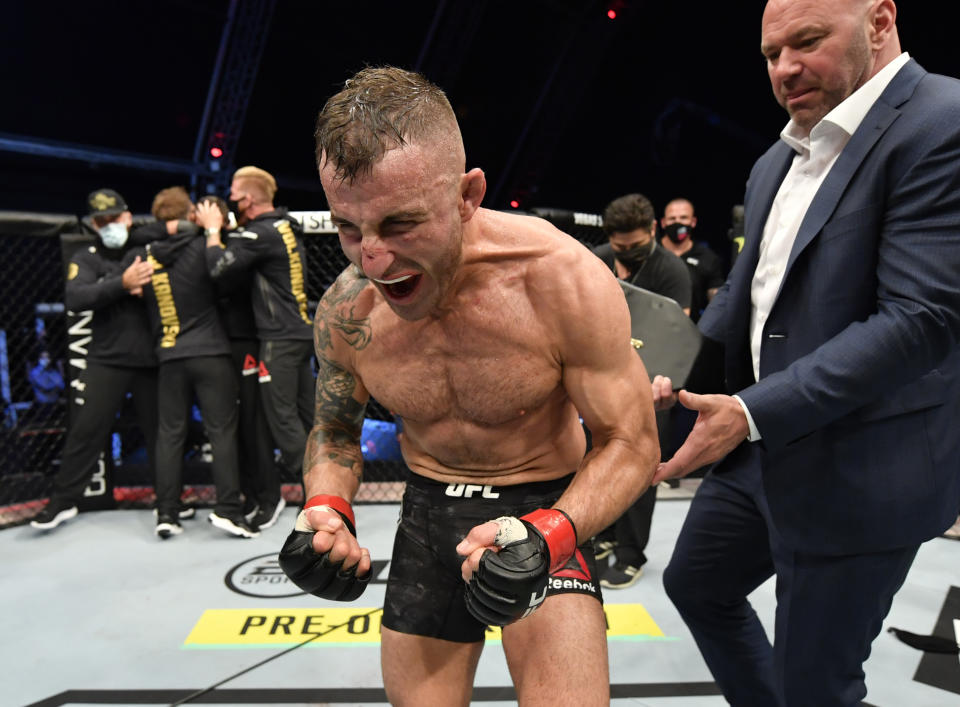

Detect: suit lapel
[784, 60, 925, 274]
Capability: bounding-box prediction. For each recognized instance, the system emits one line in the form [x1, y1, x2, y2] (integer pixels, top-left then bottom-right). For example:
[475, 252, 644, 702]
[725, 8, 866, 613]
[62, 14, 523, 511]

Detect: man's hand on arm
[122, 255, 153, 297]
[653, 391, 749, 484]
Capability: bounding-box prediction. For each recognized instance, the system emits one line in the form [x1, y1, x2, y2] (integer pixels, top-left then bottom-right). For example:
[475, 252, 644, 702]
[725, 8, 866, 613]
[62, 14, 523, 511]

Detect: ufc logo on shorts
[444, 483, 500, 499]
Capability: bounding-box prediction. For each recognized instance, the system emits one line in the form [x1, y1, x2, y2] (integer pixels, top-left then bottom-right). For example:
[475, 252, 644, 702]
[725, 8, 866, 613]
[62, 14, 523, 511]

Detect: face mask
[664, 222, 693, 242]
[616, 240, 654, 268]
[99, 222, 129, 249]
[227, 194, 247, 221]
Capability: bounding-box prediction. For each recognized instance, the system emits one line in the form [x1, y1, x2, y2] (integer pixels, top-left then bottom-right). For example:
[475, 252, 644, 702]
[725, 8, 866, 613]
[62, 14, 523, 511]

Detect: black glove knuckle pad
[278, 525, 371, 602]
[464, 525, 550, 627]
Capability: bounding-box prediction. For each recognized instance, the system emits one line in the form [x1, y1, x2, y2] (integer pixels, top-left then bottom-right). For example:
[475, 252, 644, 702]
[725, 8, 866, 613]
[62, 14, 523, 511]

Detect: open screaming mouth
[374, 274, 420, 299]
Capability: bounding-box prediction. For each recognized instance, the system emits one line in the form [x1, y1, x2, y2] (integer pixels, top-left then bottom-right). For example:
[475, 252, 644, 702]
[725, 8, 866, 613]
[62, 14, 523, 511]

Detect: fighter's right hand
[122, 256, 153, 292]
[652, 374, 679, 411]
[278, 495, 372, 601]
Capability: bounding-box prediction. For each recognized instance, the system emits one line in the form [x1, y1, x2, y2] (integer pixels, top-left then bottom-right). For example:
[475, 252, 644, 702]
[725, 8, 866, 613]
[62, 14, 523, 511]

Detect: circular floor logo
[225, 553, 307, 598]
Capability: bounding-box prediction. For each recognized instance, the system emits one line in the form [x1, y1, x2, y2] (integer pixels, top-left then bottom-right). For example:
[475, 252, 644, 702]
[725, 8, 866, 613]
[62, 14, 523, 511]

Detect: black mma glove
[464, 508, 578, 626]
[278, 494, 371, 601]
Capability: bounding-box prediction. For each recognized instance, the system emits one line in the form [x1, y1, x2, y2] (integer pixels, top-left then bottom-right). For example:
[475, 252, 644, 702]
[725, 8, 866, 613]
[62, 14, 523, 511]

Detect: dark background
[0, 0, 954, 259]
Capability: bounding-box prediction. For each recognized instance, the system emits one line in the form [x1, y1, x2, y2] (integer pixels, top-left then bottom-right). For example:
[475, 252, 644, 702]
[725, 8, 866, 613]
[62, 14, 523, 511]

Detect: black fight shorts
[381, 472, 603, 643]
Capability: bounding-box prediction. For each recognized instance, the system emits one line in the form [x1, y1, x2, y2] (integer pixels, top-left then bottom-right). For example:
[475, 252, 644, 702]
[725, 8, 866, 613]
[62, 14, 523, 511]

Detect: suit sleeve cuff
[733, 394, 761, 442]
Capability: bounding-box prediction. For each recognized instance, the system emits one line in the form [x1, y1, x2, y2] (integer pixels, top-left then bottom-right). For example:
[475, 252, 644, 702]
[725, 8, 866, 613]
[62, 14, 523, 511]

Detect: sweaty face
[320, 143, 464, 321]
[761, 0, 873, 135]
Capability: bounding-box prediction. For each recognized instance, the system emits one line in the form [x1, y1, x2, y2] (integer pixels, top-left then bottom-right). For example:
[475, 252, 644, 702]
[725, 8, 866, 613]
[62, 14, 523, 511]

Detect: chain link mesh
[0, 209, 604, 527]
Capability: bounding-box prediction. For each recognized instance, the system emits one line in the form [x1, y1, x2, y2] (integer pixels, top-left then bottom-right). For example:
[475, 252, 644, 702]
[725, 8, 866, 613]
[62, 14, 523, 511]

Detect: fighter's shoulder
[483, 209, 601, 271]
[522, 219, 616, 297]
[485, 209, 621, 313]
[318, 264, 377, 317]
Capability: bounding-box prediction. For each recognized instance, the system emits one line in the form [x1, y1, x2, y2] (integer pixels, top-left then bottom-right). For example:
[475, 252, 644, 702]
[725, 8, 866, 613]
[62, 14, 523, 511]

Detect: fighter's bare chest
[355, 305, 560, 426]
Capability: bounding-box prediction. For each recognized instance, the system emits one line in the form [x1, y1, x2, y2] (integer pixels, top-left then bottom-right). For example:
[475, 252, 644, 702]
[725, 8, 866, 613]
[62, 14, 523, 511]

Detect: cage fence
[0, 208, 604, 528]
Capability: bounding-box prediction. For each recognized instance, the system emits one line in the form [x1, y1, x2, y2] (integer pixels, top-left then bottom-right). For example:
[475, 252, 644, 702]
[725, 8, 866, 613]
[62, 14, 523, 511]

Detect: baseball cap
[87, 188, 130, 217]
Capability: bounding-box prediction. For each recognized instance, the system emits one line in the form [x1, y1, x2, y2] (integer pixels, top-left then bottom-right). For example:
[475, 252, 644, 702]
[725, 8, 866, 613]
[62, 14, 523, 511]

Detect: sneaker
[155, 513, 183, 539]
[30, 501, 78, 530]
[243, 500, 259, 523]
[209, 511, 260, 538]
[600, 562, 643, 589]
[153, 507, 196, 521]
[594, 539, 618, 561]
[250, 497, 286, 530]
[943, 516, 960, 540]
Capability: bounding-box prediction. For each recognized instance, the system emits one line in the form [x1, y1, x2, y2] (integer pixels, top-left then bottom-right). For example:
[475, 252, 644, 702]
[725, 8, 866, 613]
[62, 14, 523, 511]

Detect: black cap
[87, 188, 129, 217]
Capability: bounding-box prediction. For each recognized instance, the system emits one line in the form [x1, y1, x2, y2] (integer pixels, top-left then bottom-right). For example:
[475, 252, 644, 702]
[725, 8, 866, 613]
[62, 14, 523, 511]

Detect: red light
[510, 200, 520, 209]
[209, 147, 223, 158]
[607, 9, 616, 19]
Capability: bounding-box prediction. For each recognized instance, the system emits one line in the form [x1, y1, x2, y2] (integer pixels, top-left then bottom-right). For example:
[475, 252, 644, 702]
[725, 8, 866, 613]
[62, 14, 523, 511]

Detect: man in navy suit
[653, 1, 960, 704]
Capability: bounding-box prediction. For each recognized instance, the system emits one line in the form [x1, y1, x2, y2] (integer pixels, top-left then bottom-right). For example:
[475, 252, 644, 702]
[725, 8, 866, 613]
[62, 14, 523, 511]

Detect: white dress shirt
[735, 52, 911, 441]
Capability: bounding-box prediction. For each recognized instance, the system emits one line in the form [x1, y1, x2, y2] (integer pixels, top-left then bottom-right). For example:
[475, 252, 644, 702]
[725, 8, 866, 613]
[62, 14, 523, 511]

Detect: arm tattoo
[317, 268, 372, 351]
[305, 353, 367, 480]
[305, 268, 372, 480]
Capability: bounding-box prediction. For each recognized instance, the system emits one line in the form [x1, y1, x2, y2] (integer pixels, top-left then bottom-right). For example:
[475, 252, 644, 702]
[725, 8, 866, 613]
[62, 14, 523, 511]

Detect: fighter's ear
[459, 168, 486, 222]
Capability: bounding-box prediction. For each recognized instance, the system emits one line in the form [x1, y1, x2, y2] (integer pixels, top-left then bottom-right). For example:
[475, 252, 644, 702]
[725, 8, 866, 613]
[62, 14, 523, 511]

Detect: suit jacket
[699, 60, 960, 554]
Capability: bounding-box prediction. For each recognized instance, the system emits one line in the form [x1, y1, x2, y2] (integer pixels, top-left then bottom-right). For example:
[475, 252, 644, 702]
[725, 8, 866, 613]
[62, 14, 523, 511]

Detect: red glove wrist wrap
[304, 494, 356, 531]
[521, 508, 578, 574]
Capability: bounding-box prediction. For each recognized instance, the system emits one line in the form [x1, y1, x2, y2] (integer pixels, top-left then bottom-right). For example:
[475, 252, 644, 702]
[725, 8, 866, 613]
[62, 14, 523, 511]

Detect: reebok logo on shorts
[549, 549, 597, 593]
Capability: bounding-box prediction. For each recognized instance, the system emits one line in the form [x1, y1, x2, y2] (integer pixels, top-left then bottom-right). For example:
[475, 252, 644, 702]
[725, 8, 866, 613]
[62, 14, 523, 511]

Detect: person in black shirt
[30, 189, 157, 531]
[658, 198, 728, 479]
[658, 197, 726, 323]
[131, 188, 257, 539]
[197, 195, 283, 529]
[205, 166, 314, 511]
[593, 194, 691, 314]
[591, 193, 691, 589]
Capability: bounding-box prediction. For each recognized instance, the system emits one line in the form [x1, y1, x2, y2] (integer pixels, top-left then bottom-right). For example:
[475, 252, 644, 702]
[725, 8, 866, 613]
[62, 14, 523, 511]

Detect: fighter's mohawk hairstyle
[314, 66, 458, 183]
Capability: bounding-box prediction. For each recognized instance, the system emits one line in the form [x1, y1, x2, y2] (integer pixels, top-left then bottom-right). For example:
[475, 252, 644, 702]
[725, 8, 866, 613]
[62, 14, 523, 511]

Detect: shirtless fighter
[278, 66, 659, 706]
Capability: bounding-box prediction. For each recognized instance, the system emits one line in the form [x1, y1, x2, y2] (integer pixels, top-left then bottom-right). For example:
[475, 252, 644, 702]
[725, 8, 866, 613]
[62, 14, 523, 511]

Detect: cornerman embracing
[203, 166, 314, 527]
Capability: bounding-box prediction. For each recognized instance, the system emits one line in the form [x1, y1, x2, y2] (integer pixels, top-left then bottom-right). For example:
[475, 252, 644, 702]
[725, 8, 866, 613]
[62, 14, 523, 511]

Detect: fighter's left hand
[457, 521, 500, 582]
[653, 391, 749, 484]
[457, 510, 577, 626]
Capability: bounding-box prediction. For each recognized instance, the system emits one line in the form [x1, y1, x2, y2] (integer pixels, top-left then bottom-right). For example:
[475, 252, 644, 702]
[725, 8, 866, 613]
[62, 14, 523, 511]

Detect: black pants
[663, 446, 919, 706]
[258, 339, 314, 480]
[230, 339, 280, 508]
[154, 356, 241, 516]
[53, 362, 157, 504]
